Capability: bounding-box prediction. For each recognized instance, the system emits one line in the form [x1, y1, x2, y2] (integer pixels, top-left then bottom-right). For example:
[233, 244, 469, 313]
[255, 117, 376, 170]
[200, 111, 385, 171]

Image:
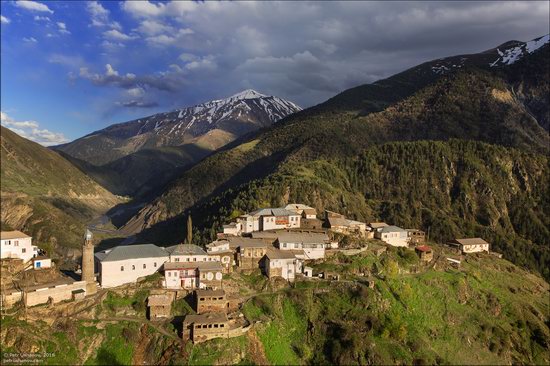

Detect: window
[294, 243, 299, 249]
[143, 264, 146, 269]
[283, 243, 287, 248]
[132, 265, 136, 270]
[121, 266, 124, 271]
[214, 324, 219, 328]
[14, 241, 19, 246]
[220, 324, 225, 328]
[5, 240, 10, 245]
[193, 258, 197, 262]
[175, 258, 180, 262]
[168, 272, 171, 277]
[154, 262, 157, 267]
[22, 248, 26, 253]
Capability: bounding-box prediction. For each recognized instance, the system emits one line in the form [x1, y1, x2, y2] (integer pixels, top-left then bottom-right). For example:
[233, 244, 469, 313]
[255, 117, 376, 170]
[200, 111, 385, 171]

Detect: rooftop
[453, 238, 490, 246]
[266, 248, 297, 260]
[164, 261, 223, 271]
[227, 237, 268, 249]
[249, 208, 299, 217]
[1, 230, 31, 240]
[369, 222, 389, 229]
[166, 244, 207, 256]
[196, 289, 226, 297]
[183, 312, 228, 325]
[415, 245, 432, 252]
[147, 294, 172, 306]
[378, 225, 407, 233]
[276, 231, 329, 243]
[95, 244, 168, 262]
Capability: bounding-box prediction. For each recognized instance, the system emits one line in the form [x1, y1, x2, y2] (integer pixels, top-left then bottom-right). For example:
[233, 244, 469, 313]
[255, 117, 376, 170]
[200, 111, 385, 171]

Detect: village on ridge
[1, 203, 495, 343]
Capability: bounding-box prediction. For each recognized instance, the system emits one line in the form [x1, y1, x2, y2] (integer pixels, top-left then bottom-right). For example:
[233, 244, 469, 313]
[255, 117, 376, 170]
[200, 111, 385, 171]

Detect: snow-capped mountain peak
[490, 34, 549, 67]
[229, 89, 268, 100]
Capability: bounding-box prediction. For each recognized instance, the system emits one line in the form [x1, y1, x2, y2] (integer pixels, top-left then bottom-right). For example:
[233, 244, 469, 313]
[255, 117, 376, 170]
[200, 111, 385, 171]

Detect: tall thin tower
[81, 228, 97, 295]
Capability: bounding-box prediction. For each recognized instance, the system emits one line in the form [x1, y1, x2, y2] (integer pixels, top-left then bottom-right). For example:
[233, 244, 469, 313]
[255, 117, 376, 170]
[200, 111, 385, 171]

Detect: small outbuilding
[32, 256, 52, 269]
[195, 289, 229, 314]
[415, 245, 433, 262]
[147, 294, 172, 319]
[182, 312, 229, 343]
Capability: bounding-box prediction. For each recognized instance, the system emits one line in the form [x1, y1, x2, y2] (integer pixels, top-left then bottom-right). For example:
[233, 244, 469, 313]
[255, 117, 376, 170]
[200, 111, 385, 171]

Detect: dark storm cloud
[85, 1, 549, 111]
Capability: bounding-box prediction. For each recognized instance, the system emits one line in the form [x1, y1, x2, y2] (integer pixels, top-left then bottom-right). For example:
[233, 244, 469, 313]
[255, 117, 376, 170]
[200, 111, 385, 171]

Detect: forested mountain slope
[121, 39, 550, 280]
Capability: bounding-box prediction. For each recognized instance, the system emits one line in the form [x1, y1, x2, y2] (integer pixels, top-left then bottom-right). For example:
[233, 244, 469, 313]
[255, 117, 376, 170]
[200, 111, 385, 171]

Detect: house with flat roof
[195, 289, 229, 314]
[1, 230, 38, 263]
[183, 312, 229, 343]
[147, 294, 172, 319]
[448, 238, 490, 254]
[164, 261, 223, 290]
[374, 226, 408, 247]
[95, 244, 169, 288]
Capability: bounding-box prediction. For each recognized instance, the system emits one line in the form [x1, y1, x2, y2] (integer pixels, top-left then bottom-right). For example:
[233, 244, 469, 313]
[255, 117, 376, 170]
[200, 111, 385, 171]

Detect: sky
[0, 1, 548, 145]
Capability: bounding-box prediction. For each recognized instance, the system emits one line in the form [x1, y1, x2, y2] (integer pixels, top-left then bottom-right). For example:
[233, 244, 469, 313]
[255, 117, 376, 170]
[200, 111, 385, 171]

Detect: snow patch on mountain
[490, 34, 549, 67]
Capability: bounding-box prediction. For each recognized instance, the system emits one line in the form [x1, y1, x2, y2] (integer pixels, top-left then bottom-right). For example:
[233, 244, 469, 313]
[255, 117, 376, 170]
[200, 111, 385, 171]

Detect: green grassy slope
[0, 126, 120, 252]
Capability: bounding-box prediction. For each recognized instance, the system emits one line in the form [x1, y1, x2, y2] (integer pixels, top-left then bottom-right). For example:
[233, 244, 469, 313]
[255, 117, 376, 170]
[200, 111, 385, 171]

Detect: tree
[186, 215, 193, 244]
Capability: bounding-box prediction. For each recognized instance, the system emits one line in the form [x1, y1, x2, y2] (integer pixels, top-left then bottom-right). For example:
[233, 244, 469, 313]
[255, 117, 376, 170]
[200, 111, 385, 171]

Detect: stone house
[264, 249, 299, 282]
[195, 289, 229, 314]
[95, 244, 169, 288]
[284, 204, 318, 219]
[1, 231, 38, 263]
[230, 238, 269, 270]
[407, 229, 426, 244]
[205, 240, 233, 273]
[164, 261, 223, 290]
[374, 226, 409, 247]
[415, 245, 433, 262]
[147, 294, 172, 319]
[324, 211, 367, 236]
[182, 312, 229, 343]
[448, 238, 490, 254]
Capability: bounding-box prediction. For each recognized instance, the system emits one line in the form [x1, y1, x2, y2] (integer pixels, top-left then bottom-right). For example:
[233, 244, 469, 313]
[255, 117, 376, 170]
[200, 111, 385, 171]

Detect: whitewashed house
[264, 249, 300, 282]
[31, 256, 52, 269]
[0, 231, 38, 262]
[166, 244, 213, 263]
[448, 238, 490, 254]
[205, 239, 234, 273]
[237, 208, 301, 233]
[164, 261, 223, 290]
[95, 244, 169, 288]
[374, 226, 408, 247]
[275, 231, 328, 260]
[222, 222, 241, 236]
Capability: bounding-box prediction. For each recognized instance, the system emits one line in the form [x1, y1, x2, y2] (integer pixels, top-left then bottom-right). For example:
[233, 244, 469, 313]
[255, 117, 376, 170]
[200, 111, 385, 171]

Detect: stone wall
[24, 281, 87, 307]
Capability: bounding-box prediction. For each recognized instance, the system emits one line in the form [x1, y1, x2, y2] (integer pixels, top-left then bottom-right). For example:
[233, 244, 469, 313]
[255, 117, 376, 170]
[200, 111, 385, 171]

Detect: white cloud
[33, 15, 50, 21]
[103, 29, 138, 41]
[87, 1, 121, 30]
[23, 37, 38, 43]
[135, 19, 174, 36]
[1, 111, 68, 146]
[14, 0, 54, 14]
[1, 15, 11, 24]
[57, 22, 70, 35]
[184, 55, 217, 72]
[145, 28, 193, 46]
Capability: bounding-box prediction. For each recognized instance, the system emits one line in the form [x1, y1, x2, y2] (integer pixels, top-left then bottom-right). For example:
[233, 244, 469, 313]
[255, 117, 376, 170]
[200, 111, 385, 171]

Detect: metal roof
[265, 248, 297, 260]
[378, 225, 407, 233]
[452, 238, 489, 246]
[166, 244, 206, 256]
[164, 261, 223, 271]
[249, 208, 299, 217]
[1, 230, 31, 240]
[276, 231, 328, 244]
[95, 244, 168, 262]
